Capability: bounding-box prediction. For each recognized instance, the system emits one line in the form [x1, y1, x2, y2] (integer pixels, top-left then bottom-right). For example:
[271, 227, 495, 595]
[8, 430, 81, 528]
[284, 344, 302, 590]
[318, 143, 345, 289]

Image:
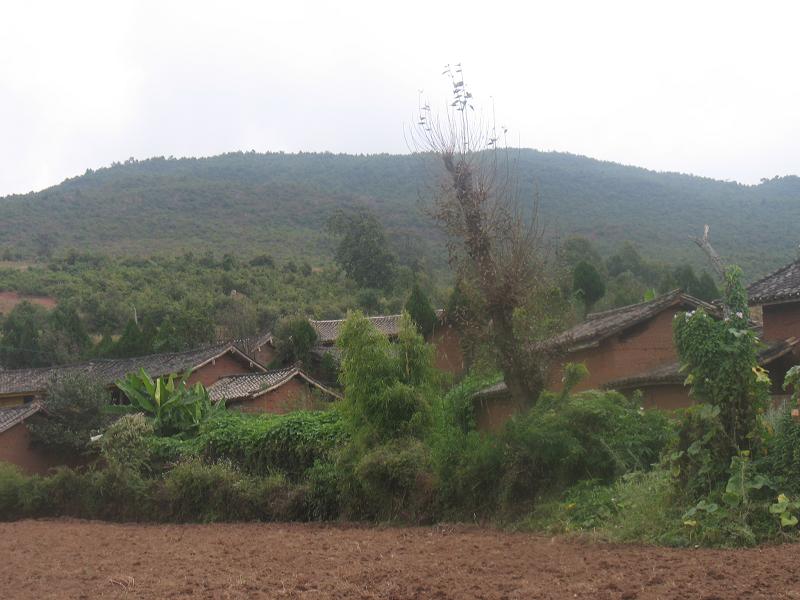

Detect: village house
[747, 258, 800, 342]
[472, 290, 723, 431]
[0, 342, 268, 473]
[208, 364, 341, 413]
[472, 285, 800, 431]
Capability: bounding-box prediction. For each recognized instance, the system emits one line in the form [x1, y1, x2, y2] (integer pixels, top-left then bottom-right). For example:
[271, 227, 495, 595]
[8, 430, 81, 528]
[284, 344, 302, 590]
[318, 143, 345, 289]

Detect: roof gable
[208, 365, 341, 403]
[747, 259, 800, 305]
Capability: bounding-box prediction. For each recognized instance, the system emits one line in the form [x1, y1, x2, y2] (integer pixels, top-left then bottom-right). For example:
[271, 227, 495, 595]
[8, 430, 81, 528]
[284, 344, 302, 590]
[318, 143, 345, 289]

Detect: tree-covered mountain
[2, 150, 798, 279]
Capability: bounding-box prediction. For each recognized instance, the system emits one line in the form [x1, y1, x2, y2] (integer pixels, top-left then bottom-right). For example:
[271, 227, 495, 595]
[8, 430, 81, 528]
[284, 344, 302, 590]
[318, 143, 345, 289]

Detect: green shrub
[432, 430, 504, 518]
[35, 467, 95, 518]
[765, 410, 800, 495]
[90, 467, 152, 521]
[0, 463, 28, 519]
[670, 404, 730, 501]
[497, 389, 672, 512]
[197, 411, 346, 480]
[304, 460, 341, 521]
[339, 438, 437, 522]
[161, 460, 262, 522]
[100, 413, 155, 473]
[27, 374, 111, 456]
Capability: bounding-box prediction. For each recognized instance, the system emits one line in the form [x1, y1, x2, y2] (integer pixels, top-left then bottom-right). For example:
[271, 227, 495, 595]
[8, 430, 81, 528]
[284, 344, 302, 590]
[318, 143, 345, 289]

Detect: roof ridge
[586, 289, 683, 321]
[748, 257, 800, 291]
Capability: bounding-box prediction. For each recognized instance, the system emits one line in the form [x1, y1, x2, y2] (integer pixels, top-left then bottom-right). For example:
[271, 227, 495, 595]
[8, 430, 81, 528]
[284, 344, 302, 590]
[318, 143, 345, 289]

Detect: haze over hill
[1, 149, 799, 279]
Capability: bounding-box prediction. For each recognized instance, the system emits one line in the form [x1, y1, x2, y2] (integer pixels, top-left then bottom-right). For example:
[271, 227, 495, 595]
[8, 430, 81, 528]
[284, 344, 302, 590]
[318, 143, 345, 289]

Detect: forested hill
[2, 150, 799, 278]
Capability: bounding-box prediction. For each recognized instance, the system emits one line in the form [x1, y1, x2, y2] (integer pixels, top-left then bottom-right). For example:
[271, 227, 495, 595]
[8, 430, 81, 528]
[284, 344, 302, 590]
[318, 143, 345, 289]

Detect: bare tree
[410, 66, 564, 406]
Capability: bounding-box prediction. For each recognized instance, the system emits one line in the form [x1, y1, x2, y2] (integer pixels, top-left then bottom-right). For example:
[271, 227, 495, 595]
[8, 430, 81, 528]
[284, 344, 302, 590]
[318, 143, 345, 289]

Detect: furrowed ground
[1, 520, 799, 599]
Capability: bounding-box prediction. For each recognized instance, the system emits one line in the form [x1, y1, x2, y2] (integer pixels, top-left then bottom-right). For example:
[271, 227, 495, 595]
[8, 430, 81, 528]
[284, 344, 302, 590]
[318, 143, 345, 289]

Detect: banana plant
[114, 368, 225, 435]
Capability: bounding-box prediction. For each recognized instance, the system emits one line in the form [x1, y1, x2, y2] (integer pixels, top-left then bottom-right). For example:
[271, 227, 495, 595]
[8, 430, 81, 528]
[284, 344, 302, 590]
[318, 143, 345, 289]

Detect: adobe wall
[0, 422, 67, 475]
[251, 345, 276, 367]
[627, 384, 693, 411]
[231, 378, 318, 415]
[473, 396, 523, 433]
[762, 302, 800, 342]
[431, 325, 465, 376]
[550, 308, 683, 392]
[187, 353, 254, 388]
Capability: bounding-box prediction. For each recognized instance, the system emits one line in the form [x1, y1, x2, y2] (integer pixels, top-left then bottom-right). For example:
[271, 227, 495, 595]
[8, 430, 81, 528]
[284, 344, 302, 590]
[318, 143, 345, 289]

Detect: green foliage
[3, 151, 796, 278]
[764, 410, 800, 495]
[26, 374, 111, 455]
[337, 311, 435, 444]
[161, 460, 301, 522]
[194, 411, 346, 480]
[0, 301, 89, 368]
[572, 261, 606, 311]
[673, 266, 769, 456]
[327, 209, 396, 289]
[769, 493, 800, 528]
[0, 252, 435, 369]
[115, 369, 223, 435]
[99, 413, 155, 473]
[670, 404, 730, 500]
[431, 383, 672, 519]
[272, 315, 318, 366]
[0, 301, 48, 367]
[405, 283, 437, 336]
[338, 437, 437, 522]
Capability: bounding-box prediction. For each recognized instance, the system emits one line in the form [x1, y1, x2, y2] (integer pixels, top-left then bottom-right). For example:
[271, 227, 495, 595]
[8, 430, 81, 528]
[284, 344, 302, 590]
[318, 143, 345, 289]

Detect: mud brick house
[309, 311, 465, 376]
[605, 337, 800, 410]
[748, 259, 800, 342]
[208, 365, 341, 414]
[544, 290, 719, 393]
[0, 343, 267, 473]
[471, 290, 720, 431]
[0, 342, 267, 409]
[0, 403, 53, 474]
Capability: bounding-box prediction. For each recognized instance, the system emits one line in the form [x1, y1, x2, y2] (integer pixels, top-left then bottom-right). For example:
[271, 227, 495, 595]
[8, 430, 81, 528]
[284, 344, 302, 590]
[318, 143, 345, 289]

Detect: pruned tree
[409, 66, 565, 406]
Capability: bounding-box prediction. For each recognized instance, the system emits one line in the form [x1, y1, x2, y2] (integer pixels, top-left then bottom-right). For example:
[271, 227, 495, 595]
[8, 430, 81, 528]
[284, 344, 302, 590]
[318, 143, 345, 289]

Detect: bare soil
[0, 520, 798, 599]
[0, 290, 57, 314]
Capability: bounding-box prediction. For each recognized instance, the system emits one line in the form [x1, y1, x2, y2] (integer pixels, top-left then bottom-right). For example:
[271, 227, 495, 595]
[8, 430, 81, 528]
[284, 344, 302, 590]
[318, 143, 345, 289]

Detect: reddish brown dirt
[0, 290, 57, 314]
[1, 521, 799, 599]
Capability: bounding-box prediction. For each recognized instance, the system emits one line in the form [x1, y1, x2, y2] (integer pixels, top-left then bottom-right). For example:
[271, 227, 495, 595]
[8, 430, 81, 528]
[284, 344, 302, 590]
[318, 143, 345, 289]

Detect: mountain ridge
[2, 149, 798, 279]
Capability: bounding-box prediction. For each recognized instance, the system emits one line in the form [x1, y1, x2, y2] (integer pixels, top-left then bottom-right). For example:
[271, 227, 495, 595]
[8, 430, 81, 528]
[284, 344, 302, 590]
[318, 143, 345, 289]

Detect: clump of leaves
[114, 369, 224, 435]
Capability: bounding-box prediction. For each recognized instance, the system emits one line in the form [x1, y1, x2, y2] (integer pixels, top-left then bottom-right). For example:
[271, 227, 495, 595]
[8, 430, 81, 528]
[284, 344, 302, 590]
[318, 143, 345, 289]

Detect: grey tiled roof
[0, 403, 42, 434]
[310, 310, 444, 344]
[747, 259, 800, 305]
[606, 337, 800, 390]
[311, 314, 404, 344]
[0, 343, 262, 396]
[208, 365, 341, 403]
[548, 290, 717, 350]
[234, 332, 273, 355]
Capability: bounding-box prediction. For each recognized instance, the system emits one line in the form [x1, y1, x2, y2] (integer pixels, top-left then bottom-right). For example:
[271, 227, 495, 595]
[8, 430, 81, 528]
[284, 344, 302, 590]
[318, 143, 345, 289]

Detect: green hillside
[2, 150, 798, 278]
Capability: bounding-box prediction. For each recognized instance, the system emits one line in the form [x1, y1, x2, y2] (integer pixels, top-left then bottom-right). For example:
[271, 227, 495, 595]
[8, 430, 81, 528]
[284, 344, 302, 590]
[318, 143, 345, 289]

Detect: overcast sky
[1, 0, 798, 197]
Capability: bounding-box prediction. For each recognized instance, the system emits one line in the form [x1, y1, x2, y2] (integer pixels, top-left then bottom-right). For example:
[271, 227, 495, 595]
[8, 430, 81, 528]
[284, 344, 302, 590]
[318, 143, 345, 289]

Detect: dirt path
[0, 520, 798, 599]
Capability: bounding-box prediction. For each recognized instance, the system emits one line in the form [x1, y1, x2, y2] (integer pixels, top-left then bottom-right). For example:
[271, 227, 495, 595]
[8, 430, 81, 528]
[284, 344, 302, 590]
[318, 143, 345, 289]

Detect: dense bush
[27, 374, 111, 455]
[429, 382, 673, 519]
[193, 411, 347, 480]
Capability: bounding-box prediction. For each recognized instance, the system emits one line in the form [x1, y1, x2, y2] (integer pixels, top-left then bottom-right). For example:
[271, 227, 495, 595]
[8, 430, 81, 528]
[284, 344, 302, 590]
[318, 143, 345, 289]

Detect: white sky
[1, 0, 798, 196]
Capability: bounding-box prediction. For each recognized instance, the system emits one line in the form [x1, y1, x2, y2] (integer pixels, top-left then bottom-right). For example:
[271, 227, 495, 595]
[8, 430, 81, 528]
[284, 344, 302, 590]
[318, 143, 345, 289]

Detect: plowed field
[1, 520, 798, 599]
